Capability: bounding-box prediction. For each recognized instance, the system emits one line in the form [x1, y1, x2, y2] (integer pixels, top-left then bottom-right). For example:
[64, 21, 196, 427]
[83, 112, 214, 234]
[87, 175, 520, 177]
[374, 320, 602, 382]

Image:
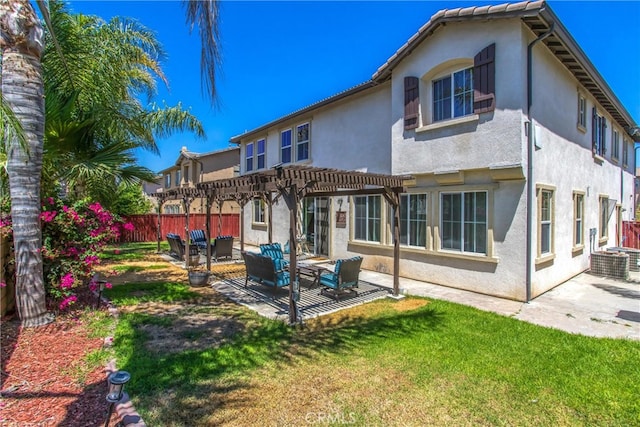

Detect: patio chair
[319, 256, 363, 301]
[189, 229, 212, 253]
[242, 251, 290, 290]
[259, 242, 289, 270]
[166, 233, 199, 263]
[212, 235, 234, 261]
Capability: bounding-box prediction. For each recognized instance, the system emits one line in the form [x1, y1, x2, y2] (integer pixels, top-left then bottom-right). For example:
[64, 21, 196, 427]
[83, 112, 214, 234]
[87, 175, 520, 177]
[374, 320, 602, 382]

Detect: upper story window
[577, 94, 587, 130]
[405, 44, 494, 130]
[175, 170, 181, 186]
[164, 174, 171, 189]
[256, 139, 266, 170]
[623, 139, 629, 167]
[592, 108, 606, 157]
[246, 142, 254, 172]
[296, 123, 309, 161]
[432, 67, 473, 123]
[184, 165, 190, 184]
[612, 130, 620, 161]
[281, 129, 292, 164]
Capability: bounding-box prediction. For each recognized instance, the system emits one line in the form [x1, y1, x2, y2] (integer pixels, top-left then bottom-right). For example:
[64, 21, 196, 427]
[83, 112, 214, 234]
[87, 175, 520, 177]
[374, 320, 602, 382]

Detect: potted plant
[188, 266, 210, 287]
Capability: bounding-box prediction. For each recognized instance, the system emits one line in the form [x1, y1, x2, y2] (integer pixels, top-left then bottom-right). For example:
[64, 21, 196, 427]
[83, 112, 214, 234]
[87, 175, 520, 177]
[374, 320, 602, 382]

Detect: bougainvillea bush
[36, 198, 134, 310]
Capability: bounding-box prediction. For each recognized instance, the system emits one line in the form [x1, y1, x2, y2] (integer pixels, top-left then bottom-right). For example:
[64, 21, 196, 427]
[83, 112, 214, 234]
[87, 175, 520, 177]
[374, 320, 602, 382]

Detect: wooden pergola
[156, 165, 412, 324]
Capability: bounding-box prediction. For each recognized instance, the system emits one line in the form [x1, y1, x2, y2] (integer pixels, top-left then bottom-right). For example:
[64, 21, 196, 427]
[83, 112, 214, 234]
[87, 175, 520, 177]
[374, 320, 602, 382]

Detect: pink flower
[40, 211, 57, 223]
[60, 273, 75, 289]
[114, 249, 121, 255]
[66, 247, 79, 256]
[59, 295, 78, 310]
[123, 222, 135, 231]
[89, 202, 103, 213]
[48, 197, 55, 205]
[0, 282, 6, 288]
[84, 255, 99, 267]
[104, 282, 113, 289]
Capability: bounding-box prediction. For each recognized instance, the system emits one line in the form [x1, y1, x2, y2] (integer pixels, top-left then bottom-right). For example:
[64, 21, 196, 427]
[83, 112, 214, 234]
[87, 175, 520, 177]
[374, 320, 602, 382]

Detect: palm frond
[184, 0, 222, 105]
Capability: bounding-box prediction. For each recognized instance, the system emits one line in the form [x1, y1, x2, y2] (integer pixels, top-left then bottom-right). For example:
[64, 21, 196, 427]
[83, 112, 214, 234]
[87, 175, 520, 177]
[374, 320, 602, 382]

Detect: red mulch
[1, 289, 118, 426]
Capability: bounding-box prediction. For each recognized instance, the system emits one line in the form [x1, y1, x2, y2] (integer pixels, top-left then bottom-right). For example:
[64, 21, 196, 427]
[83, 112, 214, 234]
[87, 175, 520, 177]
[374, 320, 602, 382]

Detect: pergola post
[156, 196, 166, 254]
[280, 184, 300, 325]
[383, 189, 401, 296]
[217, 200, 224, 236]
[267, 193, 273, 244]
[205, 194, 212, 271]
[182, 194, 193, 268]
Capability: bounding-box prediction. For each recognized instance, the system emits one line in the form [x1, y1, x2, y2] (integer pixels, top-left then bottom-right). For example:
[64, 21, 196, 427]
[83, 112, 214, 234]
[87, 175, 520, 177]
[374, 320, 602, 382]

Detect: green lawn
[102, 277, 640, 426]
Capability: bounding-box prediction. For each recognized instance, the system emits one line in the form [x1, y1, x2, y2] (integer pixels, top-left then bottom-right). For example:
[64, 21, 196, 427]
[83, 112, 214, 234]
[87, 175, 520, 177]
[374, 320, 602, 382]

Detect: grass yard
[99, 243, 640, 426]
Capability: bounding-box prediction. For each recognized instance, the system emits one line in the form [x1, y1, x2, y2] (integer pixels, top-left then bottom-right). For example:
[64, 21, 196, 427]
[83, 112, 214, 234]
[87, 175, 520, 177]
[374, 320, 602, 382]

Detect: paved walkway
[357, 268, 640, 341]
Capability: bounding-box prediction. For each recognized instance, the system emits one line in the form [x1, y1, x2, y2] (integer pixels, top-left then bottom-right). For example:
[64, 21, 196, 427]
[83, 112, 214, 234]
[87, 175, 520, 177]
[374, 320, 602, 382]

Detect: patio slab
[212, 276, 390, 322]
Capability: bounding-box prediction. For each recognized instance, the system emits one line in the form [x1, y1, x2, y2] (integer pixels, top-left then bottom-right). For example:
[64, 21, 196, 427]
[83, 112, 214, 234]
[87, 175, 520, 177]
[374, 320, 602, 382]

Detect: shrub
[37, 198, 134, 310]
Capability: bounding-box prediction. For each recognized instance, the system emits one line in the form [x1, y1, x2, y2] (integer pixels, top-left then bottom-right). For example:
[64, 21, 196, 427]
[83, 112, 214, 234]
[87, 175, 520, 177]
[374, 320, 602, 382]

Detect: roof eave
[229, 81, 378, 144]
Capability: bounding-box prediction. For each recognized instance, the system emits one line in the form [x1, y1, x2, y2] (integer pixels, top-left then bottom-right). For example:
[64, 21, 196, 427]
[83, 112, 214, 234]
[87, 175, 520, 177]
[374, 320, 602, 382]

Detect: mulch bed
[1, 288, 115, 426]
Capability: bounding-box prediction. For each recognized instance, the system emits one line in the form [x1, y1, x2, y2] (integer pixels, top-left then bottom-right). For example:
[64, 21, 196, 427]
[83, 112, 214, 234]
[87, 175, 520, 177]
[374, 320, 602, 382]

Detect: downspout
[526, 23, 555, 302]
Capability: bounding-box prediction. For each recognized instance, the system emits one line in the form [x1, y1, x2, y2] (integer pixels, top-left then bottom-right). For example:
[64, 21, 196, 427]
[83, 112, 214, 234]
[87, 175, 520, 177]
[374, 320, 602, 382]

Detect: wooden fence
[120, 214, 240, 243]
[622, 221, 640, 249]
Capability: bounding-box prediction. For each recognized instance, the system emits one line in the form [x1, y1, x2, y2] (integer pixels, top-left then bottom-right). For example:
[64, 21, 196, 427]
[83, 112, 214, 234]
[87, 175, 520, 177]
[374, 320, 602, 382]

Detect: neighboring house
[157, 146, 240, 214]
[229, 1, 638, 301]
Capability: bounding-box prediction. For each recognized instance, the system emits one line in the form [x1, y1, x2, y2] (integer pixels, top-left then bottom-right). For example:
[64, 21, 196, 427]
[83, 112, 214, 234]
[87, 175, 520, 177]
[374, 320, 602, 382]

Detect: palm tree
[1, 0, 221, 327]
[41, 6, 205, 204]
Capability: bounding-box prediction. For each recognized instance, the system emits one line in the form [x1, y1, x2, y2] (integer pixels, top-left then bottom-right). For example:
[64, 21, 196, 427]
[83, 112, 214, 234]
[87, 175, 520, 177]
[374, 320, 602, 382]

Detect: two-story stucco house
[230, 1, 638, 301]
[158, 146, 240, 214]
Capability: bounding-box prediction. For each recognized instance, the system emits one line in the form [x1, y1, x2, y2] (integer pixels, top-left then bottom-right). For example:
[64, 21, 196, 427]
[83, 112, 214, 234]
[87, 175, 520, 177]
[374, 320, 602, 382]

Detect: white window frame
[353, 195, 381, 243]
[573, 191, 584, 251]
[256, 139, 266, 170]
[183, 165, 190, 184]
[245, 142, 254, 172]
[577, 93, 587, 131]
[623, 139, 629, 168]
[164, 174, 171, 189]
[612, 129, 620, 162]
[296, 123, 310, 162]
[536, 185, 555, 261]
[398, 193, 428, 248]
[440, 190, 488, 255]
[599, 195, 609, 243]
[253, 198, 266, 224]
[175, 170, 181, 187]
[280, 129, 292, 164]
[432, 67, 474, 123]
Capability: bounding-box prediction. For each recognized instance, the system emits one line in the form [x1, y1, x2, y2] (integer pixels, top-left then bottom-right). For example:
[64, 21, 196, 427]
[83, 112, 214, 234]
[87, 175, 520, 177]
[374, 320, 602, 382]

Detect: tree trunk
[1, 0, 53, 327]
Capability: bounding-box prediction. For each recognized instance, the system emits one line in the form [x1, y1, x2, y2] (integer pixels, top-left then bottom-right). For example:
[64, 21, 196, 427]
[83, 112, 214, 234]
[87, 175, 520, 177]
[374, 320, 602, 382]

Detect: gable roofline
[174, 146, 239, 166]
[229, 81, 378, 143]
[372, 0, 638, 140]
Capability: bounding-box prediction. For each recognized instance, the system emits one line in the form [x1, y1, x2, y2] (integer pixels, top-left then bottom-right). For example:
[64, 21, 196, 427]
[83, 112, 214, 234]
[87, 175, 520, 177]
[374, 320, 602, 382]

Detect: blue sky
[66, 1, 640, 173]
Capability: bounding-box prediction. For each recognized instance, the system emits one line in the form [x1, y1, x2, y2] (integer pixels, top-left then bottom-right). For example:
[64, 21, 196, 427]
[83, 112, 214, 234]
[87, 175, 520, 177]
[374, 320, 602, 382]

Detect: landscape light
[104, 370, 130, 427]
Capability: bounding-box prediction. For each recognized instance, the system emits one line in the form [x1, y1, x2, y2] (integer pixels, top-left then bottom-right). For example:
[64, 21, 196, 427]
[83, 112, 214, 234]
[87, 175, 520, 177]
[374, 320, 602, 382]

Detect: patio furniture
[166, 233, 199, 263]
[319, 256, 363, 300]
[213, 235, 234, 261]
[242, 251, 290, 290]
[259, 242, 289, 270]
[189, 229, 211, 253]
